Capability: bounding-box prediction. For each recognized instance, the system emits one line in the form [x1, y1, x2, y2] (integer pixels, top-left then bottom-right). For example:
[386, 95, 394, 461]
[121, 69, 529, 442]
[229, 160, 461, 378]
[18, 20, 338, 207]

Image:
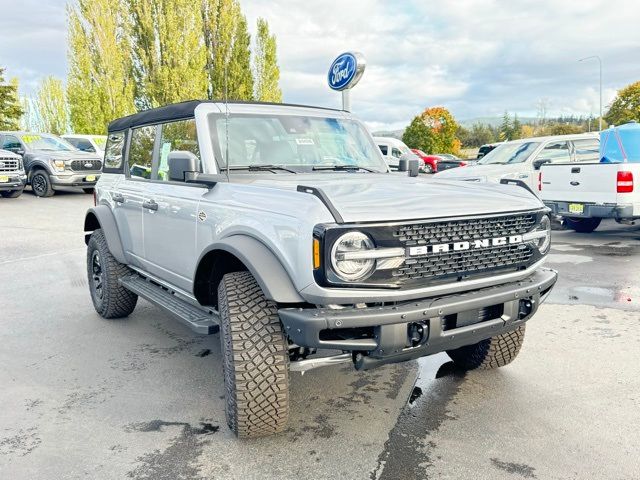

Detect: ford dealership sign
[328, 52, 366, 91]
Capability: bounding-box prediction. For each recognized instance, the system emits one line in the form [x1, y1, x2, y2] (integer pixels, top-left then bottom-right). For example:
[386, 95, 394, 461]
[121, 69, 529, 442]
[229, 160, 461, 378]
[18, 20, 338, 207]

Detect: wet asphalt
[1, 191, 638, 479]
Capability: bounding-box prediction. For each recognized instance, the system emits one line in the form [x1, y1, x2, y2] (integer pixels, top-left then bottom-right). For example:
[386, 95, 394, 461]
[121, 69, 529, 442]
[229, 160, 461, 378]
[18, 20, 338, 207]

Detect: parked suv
[84, 101, 557, 438]
[0, 148, 27, 198]
[0, 132, 102, 197]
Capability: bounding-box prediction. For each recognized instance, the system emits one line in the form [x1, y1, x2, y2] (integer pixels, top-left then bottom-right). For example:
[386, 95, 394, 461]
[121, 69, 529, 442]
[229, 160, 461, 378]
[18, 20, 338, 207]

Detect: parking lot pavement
[1, 192, 639, 479]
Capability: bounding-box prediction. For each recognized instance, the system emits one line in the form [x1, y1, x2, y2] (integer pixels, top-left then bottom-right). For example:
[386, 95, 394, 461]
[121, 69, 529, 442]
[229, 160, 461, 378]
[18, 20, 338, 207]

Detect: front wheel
[31, 171, 54, 197]
[218, 271, 290, 438]
[1, 189, 23, 198]
[422, 164, 434, 174]
[447, 325, 526, 370]
[564, 217, 601, 233]
[87, 229, 138, 318]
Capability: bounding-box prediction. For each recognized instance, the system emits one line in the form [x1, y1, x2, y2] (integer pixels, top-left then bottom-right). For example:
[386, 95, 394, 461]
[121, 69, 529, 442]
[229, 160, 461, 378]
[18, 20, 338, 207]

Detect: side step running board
[119, 275, 219, 335]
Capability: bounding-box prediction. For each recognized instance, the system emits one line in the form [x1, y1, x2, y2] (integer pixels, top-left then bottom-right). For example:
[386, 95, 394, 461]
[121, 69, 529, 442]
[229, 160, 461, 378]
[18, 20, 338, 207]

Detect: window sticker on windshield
[295, 138, 315, 145]
[22, 135, 42, 144]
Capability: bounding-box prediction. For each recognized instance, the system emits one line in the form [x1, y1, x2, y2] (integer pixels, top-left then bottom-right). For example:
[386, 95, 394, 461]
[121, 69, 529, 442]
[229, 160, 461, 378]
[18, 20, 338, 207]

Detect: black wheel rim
[32, 174, 45, 194]
[91, 250, 104, 303]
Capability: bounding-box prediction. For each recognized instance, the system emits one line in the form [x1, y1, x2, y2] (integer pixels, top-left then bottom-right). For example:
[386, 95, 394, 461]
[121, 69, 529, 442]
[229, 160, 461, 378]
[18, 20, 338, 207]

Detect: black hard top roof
[107, 100, 342, 132]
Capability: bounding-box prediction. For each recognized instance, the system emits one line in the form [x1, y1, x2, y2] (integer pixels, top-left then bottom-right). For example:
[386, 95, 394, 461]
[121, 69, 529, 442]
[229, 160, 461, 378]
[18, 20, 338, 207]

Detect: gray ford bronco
[0, 132, 102, 197]
[0, 148, 26, 198]
[84, 100, 557, 438]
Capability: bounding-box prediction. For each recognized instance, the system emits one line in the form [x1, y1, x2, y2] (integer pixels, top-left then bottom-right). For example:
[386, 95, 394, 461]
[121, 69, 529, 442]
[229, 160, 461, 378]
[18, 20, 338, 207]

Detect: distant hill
[371, 129, 404, 139]
[458, 117, 538, 127]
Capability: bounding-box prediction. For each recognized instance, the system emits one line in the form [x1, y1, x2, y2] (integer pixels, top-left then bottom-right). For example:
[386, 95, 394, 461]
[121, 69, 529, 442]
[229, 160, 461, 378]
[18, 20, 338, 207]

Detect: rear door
[527, 140, 572, 190]
[141, 118, 206, 292]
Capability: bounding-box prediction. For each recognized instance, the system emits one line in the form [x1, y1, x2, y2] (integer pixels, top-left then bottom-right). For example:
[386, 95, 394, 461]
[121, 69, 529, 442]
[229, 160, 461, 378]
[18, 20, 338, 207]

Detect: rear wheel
[218, 271, 289, 438]
[447, 325, 526, 370]
[31, 170, 54, 197]
[0, 189, 23, 198]
[564, 217, 601, 233]
[87, 229, 138, 318]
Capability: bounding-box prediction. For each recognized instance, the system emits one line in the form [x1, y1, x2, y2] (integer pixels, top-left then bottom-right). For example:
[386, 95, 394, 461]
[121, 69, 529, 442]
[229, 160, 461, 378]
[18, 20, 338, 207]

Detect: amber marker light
[313, 238, 321, 269]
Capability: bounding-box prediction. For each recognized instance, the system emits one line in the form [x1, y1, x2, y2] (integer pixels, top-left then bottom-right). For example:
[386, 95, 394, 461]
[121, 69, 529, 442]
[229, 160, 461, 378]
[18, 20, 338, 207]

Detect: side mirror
[533, 159, 550, 170]
[168, 151, 200, 182]
[8, 147, 24, 156]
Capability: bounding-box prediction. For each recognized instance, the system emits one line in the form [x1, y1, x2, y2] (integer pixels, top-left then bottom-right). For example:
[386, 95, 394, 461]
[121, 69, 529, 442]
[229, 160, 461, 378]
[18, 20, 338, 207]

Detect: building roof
[108, 100, 342, 132]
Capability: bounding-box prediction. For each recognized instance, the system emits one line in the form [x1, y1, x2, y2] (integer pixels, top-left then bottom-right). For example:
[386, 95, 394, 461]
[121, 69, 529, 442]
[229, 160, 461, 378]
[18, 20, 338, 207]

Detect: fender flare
[198, 235, 305, 304]
[84, 205, 127, 264]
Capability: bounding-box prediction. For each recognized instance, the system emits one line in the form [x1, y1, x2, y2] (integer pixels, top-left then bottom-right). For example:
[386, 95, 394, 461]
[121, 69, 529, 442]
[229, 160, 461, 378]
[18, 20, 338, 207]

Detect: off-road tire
[87, 229, 138, 319]
[83, 188, 94, 194]
[446, 325, 526, 370]
[31, 170, 54, 197]
[0, 189, 23, 198]
[218, 271, 289, 438]
[564, 217, 601, 233]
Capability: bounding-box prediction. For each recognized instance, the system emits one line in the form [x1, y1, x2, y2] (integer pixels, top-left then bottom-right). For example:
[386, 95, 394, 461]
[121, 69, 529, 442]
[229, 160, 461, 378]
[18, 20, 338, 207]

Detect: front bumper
[50, 172, 101, 188]
[545, 200, 634, 219]
[280, 268, 557, 369]
[0, 174, 26, 191]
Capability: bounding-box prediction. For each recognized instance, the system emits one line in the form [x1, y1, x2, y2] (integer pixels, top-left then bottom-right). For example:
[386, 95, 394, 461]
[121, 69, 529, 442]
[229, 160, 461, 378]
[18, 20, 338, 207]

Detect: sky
[1, 0, 639, 131]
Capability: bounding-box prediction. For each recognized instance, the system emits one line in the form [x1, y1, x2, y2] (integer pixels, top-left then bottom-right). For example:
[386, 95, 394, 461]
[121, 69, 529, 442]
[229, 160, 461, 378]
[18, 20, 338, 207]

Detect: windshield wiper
[312, 164, 379, 173]
[229, 165, 298, 174]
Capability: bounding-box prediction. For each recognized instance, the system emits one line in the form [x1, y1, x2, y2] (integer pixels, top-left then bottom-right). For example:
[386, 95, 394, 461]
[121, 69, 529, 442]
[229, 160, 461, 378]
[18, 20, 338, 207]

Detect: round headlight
[330, 231, 375, 282]
[535, 215, 551, 253]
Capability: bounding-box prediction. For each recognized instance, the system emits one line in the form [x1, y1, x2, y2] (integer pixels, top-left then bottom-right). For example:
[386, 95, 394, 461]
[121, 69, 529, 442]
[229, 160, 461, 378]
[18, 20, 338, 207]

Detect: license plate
[568, 203, 584, 214]
[0, 175, 8, 183]
[85, 175, 96, 182]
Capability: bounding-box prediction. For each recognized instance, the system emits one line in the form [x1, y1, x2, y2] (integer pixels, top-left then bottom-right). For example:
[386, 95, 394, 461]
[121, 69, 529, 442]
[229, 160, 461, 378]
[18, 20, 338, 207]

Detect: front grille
[70, 159, 102, 171]
[0, 158, 19, 172]
[392, 213, 538, 282]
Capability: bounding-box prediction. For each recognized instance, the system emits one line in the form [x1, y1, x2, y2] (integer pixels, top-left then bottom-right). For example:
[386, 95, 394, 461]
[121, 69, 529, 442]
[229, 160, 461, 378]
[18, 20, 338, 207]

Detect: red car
[411, 149, 467, 173]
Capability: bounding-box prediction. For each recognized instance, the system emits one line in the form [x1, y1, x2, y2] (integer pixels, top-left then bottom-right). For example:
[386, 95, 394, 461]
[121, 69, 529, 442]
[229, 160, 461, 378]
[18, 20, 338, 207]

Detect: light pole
[579, 55, 602, 131]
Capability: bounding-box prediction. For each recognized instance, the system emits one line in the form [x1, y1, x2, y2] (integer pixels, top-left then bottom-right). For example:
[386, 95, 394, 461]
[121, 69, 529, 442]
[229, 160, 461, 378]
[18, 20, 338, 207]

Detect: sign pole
[342, 90, 351, 112]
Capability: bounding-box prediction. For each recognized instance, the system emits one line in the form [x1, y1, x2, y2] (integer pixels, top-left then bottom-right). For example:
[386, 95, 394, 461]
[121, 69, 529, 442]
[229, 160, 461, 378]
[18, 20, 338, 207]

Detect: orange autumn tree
[402, 106, 461, 155]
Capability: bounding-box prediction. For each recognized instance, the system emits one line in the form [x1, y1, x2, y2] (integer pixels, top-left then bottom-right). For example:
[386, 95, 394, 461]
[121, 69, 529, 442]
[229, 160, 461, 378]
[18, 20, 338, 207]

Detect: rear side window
[128, 126, 156, 179]
[378, 145, 388, 155]
[157, 119, 200, 181]
[536, 141, 570, 163]
[573, 139, 599, 162]
[103, 132, 126, 173]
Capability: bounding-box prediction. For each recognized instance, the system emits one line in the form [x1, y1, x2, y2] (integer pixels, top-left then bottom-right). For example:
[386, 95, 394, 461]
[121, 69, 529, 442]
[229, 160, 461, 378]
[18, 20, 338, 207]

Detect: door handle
[143, 199, 158, 211]
[112, 193, 125, 203]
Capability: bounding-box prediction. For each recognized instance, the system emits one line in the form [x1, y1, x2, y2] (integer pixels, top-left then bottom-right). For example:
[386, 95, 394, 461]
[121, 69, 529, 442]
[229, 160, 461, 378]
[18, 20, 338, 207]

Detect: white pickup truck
[540, 123, 640, 232]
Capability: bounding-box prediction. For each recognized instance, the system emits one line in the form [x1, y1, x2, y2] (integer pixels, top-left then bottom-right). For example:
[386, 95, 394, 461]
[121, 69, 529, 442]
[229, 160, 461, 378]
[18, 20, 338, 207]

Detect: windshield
[92, 136, 107, 148]
[20, 134, 75, 152]
[478, 142, 540, 165]
[209, 114, 387, 172]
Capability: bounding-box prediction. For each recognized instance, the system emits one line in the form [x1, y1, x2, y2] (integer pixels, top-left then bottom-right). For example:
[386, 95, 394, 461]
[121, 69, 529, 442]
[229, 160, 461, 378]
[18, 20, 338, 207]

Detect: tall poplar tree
[35, 77, 69, 135]
[254, 18, 282, 102]
[0, 68, 23, 130]
[67, 0, 135, 133]
[126, 0, 208, 108]
[202, 0, 253, 100]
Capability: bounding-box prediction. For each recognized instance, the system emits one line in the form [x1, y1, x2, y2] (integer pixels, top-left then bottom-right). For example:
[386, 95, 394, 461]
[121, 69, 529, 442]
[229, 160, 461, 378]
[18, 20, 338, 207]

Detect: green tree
[403, 106, 460, 154]
[127, 0, 208, 107]
[0, 68, 23, 130]
[605, 81, 640, 125]
[35, 76, 68, 135]
[67, 0, 136, 133]
[459, 122, 497, 148]
[254, 18, 282, 102]
[499, 111, 512, 140]
[512, 114, 522, 139]
[202, 0, 254, 100]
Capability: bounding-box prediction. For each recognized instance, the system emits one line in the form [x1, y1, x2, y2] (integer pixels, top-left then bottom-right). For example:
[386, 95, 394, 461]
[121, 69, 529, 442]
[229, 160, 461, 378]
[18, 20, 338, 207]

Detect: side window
[157, 119, 201, 182]
[104, 132, 126, 171]
[573, 139, 599, 162]
[128, 126, 156, 179]
[1, 135, 22, 152]
[391, 147, 403, 158]
[378, 145, 388, 155]
[76, 139, 96, 152]
[536, 141, 570, 163]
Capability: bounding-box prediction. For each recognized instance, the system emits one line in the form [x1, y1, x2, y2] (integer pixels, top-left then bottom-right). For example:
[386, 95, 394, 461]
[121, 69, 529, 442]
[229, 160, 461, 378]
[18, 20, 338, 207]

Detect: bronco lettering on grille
[408, 235, 523, 256]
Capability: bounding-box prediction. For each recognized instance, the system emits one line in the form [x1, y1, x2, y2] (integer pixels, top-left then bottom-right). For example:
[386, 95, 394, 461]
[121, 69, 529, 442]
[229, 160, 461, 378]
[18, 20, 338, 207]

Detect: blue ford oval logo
[328, 52, 366, 91]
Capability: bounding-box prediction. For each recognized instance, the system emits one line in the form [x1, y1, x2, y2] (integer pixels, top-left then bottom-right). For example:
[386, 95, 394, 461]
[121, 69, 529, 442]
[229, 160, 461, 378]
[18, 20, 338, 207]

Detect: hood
[434, 163, 521, 182]
[239, 172, 543, 223]
[27, 149, 101, 162]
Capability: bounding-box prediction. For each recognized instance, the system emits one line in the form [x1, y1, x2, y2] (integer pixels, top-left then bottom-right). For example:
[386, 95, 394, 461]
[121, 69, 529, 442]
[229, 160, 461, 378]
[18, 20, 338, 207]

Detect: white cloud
[2, 0, 639, 130]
